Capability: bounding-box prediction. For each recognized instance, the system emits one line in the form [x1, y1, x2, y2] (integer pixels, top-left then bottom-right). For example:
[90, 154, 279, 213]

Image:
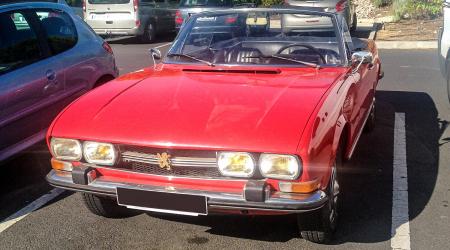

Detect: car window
[36, 9, 77, 55]
[66, 0, 83, 7]
[0, 11, 42, 76]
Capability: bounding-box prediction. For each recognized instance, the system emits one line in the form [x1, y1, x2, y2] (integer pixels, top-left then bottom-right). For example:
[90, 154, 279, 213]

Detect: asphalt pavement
[0, 35, 449, 249]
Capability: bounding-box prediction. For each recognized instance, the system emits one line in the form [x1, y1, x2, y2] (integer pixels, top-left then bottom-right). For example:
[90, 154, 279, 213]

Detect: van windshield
[88, 0, 130, 4]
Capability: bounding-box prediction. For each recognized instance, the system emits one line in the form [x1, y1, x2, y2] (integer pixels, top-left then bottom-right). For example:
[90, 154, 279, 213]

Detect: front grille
[129, 161, 222, 178]
[117, 146, 222, 178]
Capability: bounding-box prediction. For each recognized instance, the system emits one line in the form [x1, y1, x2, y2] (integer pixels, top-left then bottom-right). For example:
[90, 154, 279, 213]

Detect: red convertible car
[46, 8, 382, 243]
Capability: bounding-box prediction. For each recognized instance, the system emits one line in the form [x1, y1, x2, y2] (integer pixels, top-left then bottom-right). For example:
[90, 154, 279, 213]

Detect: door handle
[46, 70, 56, 81]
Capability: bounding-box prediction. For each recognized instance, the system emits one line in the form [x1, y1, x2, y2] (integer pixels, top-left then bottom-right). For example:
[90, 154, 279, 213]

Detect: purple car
[0, 1, 119, 161]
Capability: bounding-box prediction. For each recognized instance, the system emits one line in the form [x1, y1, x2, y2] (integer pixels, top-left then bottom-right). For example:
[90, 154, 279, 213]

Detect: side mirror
[150, 48, 162, 60]
[352, 51, 373, 64]
[351, 51, 373, 73]
[149, 48, 162, 69]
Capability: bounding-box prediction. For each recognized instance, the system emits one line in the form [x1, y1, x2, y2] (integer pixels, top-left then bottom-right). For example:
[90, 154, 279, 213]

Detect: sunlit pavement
[0, 32, 449, 249]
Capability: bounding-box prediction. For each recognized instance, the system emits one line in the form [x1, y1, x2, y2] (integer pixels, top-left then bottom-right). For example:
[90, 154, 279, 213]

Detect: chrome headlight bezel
[50, 138, 82, 161]
[83, 141, 117, 166]
[217, 151, 256, 178]
[259, 153, 302, 180]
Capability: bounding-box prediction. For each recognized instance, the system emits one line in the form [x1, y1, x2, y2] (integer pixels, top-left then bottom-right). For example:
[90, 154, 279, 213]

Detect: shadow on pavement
[0, 142, 52, 220]
[146, 90, 442, 244]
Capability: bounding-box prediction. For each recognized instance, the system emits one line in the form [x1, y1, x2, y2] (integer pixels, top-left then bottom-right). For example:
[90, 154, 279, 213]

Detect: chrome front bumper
[46, 170, 327, 213]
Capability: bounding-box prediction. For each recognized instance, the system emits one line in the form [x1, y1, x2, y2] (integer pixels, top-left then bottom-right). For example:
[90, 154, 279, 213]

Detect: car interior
[174, 13, 344, 66]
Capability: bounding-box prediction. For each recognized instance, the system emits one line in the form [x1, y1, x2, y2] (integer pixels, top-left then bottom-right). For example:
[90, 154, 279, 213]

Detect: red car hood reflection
[50, 65, 347, 153]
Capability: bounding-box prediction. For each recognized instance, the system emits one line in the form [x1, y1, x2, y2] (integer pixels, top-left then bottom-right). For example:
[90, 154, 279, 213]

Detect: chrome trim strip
[122, 151, 217, 168]
[47, 170, 327, 212]
[84, 163, 245, 181]
[348, 100, 374, 158]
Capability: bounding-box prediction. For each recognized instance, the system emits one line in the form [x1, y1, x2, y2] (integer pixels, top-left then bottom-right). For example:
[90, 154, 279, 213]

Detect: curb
[359, 21, 437, 49]
[375, 41, 437, 49]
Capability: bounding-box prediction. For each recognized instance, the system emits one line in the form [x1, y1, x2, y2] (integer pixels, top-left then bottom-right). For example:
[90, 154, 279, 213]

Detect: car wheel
[364, 100, 376, 133]
[297, 149, 342, 244]
[140, 22, 155, 44]
[82, 193, 136, 218]
[350, 13, 357, 32]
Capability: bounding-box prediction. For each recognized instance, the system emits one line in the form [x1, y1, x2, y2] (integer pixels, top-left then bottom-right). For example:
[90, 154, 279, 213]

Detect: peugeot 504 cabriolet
[46, 8, 382, 243]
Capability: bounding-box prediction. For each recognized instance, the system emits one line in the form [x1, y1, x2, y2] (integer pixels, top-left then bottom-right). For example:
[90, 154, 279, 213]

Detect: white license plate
[91, 13, 131, 21]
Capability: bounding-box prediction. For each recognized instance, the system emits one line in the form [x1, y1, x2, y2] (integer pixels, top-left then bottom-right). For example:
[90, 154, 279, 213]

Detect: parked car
[84, 0, 179, 43]
[283, 0, 357, 32]
[439, 0, 450, 101]
[46, 8, 382, 243]
[175, 0, 256, 31]
[0, 1, 118, 161]
[66, 0, 84, 17]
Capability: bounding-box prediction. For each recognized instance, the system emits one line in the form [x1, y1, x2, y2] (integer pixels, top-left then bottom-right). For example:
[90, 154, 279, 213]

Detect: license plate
[91, 14, 108, 20]
[116, 188, 208, 216]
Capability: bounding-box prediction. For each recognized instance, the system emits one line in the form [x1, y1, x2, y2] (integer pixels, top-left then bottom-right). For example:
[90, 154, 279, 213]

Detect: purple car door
[0, 10, 65, 161]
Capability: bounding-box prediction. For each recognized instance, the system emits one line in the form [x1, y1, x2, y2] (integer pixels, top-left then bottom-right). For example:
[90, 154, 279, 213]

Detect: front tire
[82, 193, 135, 218]
[297, 150, 342, 243]
[140, 22, 155, 44]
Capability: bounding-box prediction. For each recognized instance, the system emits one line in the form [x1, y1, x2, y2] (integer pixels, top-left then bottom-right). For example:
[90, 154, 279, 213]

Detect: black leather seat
[226, 47, 262, 64]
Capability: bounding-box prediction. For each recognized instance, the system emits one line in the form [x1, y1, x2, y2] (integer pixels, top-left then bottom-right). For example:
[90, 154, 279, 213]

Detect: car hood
[51, 65, 347, 153]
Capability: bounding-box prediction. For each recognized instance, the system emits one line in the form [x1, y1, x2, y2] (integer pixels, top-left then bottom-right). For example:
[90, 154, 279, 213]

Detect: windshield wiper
[244, 55, 320, 69]
[166, 53, 215, 67]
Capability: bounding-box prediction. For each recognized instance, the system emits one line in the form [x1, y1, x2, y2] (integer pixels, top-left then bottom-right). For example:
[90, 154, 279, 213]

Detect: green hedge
[393, 0, 443, 19]
[260, 0, 284, 7]
[372, 0, 392, 7]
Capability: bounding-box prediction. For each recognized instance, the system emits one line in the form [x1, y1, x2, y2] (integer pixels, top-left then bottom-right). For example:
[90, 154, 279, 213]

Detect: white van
[84, 0, 178, 42]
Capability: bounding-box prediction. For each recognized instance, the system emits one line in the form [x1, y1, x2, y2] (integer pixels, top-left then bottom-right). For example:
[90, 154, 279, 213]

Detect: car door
[0, 9, 65, 159]
[154, 0, 171, 31]
[34, 8, 85, 130]
[341, 17, 375, 143]
[165, 0, 179, 31]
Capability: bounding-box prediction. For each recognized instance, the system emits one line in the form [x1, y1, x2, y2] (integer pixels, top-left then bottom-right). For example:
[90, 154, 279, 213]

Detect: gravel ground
[355, 0, 376, 18]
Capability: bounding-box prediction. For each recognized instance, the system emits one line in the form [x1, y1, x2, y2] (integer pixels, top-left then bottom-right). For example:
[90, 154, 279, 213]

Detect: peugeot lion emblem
[156, 152, 171, 170]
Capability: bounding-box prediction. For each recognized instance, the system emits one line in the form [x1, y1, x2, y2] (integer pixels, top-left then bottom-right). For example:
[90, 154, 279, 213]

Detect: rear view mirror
[352, 51, 373, 73]
[150, 48, 162, 60]
[352, 51, 373, 64]
[149, 48, 162, 68]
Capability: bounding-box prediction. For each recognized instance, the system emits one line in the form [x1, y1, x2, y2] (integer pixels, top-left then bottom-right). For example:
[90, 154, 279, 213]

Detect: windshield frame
[165, 8, 350, 68]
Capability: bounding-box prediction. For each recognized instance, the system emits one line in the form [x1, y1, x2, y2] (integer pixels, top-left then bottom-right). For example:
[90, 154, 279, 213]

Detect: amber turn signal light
[278, 179, 321, 194]
[51, 158, 73, 172]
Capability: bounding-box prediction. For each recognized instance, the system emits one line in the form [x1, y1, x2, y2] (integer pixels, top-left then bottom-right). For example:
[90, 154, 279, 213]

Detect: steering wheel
[276, 43, 326, 64]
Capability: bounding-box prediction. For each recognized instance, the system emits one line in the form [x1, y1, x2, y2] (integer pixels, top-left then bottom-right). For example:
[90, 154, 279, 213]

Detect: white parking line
[0, 188, 64, 234]
[391, 112, 411, 250]
[153, 42, 172, 49]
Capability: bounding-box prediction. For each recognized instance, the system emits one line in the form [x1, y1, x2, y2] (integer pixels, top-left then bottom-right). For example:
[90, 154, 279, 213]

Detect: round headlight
[50, 138, 82, 161]
[259, 154, 301, 180]
[217, 152, 255, 178]
[83, 141, 116, 166]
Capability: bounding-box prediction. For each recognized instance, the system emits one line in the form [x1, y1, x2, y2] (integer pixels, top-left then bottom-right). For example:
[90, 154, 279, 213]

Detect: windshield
[180, 0, 233, 7]
[166, 10, 345, 67]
